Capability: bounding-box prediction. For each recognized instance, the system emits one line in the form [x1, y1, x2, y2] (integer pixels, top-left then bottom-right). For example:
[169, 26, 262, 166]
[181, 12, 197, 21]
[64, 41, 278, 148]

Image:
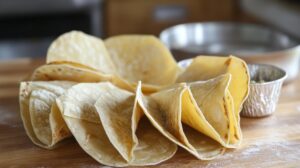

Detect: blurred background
[0, 0, 299, 60]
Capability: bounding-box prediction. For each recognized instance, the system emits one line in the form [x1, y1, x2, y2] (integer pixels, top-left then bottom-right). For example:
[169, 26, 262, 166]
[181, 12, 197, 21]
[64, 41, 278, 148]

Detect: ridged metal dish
[241, 64, 287, 117]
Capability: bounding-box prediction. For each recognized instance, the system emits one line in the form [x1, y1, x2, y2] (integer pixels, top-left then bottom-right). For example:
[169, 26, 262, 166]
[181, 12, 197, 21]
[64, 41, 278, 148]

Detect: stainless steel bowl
[160, 22, 300, 81]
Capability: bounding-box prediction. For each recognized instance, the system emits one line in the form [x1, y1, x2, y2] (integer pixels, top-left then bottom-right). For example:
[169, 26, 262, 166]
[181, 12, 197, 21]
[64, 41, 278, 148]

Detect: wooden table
[1, 58, 300, 167]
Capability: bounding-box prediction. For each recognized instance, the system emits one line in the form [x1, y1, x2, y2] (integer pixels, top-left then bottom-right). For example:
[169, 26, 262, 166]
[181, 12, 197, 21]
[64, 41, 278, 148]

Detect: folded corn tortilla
[177, 56, 249, 146]
[19, 81, 75, 148]
[105, 35, 180, 86]
[136, 75, 234, 159]
[56, 82, 177, 167]
[46, 31, 116, 74]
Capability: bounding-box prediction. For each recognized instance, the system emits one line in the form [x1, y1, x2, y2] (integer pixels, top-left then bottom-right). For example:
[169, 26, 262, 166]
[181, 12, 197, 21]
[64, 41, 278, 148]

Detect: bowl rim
[248, 63, 287, 86]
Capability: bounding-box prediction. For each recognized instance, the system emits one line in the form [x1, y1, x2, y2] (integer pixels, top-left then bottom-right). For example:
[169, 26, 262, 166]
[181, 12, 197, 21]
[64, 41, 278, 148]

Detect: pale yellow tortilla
[46, 31, 116, 74]
[105, 35, 180, 86]
[19, 81, 75, 149]
[57, 82, 176, 166]
[30, 63, 135, 92]
[56, 83, 127, 166]
[30, 63, 161, 94]
[95, 82, 177, 165]
[177, 55, 249, 146]
[186, 74, 234, 148]
[136, 79, 227, 160]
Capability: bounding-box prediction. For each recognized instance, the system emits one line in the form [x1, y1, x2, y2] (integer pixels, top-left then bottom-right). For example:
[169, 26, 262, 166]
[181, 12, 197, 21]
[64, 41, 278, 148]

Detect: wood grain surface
[0, 58, 300, 167]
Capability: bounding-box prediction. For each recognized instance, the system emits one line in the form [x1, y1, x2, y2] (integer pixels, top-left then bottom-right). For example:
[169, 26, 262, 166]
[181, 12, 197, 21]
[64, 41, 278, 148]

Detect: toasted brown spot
[225, 58, 232, 66]
[227, 123, 230, 129]
[53, 128, 70, 140]
[142, 71, 148, 75]
[58, 68, 62, 71]
[59, 129, 69, 137]
[234, 133, 239, 140]
[242, 62, 245, 67]
[223, 98, 228, 116]
[225, 134, 228, 139]
[224, 107, 228, 116]
[44, 74, 53, 80]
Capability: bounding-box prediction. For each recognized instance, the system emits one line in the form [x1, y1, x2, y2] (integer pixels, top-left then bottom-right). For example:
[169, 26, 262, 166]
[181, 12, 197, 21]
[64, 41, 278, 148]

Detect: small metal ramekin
[241, 64, 287, 117]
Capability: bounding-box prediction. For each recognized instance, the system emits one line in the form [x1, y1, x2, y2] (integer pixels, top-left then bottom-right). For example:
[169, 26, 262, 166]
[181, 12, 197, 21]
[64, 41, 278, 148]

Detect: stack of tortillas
[19, 31, 249, 167]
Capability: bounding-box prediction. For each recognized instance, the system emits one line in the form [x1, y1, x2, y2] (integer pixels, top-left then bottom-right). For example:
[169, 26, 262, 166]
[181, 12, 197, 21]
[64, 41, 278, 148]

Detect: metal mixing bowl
[160, 22, 300, 81]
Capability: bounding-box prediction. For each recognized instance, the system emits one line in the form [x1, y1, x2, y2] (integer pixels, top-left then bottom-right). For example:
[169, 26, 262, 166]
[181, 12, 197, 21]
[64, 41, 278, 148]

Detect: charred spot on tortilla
[225, 58, 232, 66]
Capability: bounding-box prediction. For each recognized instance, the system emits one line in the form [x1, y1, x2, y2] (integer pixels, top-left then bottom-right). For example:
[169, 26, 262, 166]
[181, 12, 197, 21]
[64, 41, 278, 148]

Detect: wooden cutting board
[1, 58, 300, 167]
